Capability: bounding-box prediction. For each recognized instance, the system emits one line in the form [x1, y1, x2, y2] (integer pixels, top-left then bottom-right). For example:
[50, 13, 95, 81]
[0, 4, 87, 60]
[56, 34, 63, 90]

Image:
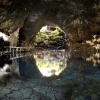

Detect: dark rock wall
[0, 0, 14, 5]
[0, 0, 99, 44]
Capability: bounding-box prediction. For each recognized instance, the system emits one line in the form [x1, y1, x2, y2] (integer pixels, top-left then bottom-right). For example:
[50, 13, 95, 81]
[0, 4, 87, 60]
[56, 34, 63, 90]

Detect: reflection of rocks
[70, 49, 100, 67]
[18, 56, 42, 78]
[86, 53, 100, 66]
[34, 50, 67, 77]
[0, 50, 100, 100]
[0, 54, 42, 84]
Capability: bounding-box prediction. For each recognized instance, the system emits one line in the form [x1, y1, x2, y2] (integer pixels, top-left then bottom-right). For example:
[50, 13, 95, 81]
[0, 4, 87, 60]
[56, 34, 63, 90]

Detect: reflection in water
[86, 52, 100, 66]
[86, 35, 100, 50]
[0, 49, 100, 100]
[0, 55, 19, 83]
[34, 50, 67, 77]
[0, 54, 11, 81]
[17, 56, 42, 78]
[0, 49, 100, 83]
[0, 50, 69, 83]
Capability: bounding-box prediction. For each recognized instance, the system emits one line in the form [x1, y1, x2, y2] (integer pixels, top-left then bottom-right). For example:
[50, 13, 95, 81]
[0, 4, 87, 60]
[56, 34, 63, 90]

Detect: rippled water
[0, 49, 100, 100]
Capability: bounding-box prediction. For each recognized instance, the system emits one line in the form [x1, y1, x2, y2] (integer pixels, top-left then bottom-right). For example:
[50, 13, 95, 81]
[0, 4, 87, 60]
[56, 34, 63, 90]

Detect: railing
[0, 46, 34, 60]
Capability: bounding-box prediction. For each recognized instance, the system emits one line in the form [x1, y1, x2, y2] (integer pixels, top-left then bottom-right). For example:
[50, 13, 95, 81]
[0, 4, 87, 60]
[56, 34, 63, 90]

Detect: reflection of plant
[86, 35, 100, 50]
[86, 53, 100, 66]
[33, 50, 66, 77]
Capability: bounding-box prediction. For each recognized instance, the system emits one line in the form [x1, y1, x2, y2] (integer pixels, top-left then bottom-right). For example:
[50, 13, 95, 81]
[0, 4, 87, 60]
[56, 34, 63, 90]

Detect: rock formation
[0, 0, 99, 46]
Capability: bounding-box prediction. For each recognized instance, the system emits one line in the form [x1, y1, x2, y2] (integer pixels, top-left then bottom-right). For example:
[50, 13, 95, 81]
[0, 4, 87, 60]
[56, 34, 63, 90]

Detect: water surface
[0, 49, 100, 100]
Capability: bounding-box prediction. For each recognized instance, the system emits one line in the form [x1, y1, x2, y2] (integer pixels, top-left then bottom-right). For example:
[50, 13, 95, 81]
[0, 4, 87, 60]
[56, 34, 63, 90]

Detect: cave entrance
[18, 23, 66, 49]
[32, 25, 66, 49]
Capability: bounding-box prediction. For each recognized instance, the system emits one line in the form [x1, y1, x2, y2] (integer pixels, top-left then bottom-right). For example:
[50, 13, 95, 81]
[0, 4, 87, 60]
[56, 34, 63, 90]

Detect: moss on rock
[33, 26, 65, 49]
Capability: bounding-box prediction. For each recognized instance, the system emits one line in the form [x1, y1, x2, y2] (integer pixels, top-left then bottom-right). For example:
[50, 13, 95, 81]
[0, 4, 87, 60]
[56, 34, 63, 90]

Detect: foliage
[35, 26, 63, 42]
[34, 26, 65, 49]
